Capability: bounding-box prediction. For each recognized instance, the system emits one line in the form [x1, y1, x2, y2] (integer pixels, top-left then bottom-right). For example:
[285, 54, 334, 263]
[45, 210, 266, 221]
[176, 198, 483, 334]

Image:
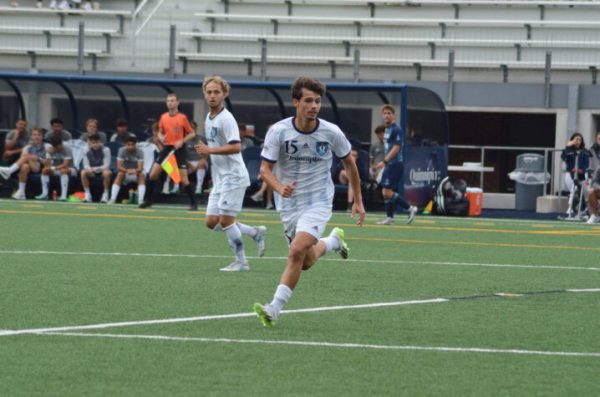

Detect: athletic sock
[8, 163, 19, 175]
[84, 187, 91, 196]
[111, 184, 120, 201]
[269, 284, 292, 316]
[137, 184, 146, 203]
[237, 222, 258, 238]
[17, 181, 26, 194]
[41, 174, 49, 195]
[60, 174, 69, 199]
[319, 236, 339, 253]
[196, 169, 206, 191]
[224, 223, 246, 263]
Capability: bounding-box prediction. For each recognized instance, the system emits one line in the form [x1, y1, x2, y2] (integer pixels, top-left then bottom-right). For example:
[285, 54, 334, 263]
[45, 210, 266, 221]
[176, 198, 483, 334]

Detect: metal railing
[448, 144, 565, 194]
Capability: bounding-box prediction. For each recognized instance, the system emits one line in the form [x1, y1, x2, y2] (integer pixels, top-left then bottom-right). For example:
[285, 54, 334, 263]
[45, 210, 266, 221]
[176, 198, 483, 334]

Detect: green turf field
[1, 199, 599, 396]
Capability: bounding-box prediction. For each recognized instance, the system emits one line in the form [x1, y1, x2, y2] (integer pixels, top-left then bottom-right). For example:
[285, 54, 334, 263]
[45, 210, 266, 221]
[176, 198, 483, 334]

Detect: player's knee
[206, 218, 219, 230]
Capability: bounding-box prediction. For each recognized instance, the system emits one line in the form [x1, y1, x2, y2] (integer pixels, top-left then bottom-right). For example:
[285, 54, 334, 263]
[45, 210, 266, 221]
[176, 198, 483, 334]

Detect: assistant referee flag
[161, 150, 181, 184]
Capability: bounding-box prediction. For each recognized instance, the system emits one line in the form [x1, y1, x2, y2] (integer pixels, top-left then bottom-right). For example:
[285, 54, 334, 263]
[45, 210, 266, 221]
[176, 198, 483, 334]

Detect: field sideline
[1, 199, 599, 396]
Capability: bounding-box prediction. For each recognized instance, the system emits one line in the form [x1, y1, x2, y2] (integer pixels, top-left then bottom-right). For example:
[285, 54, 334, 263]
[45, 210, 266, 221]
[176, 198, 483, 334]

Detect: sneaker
[170, 185, 180, 194]
[329, 227, 349, 259]
[253, 226, 267, 257]
[587, 214, 599, 224]
[219, 260, 249, 272]
[407, 205, 418, 225]
[250, 191, 263, 202]
[376, 217, 394, 225]
[107, 199, 116, 205]
[253, 303, 276, 327]
[11, 190, 25, 200]
[161, 187, 170, 195]
[188, 203, 198, 211]
[35, 193, 48, 200]
[266, 202, 275, 210]
[82, 194, 92, 203]
[58, 196, 67, 202]
[0, 167, 11, 180]
[100, 192, 109, 203]
[138, 201, 152, 209]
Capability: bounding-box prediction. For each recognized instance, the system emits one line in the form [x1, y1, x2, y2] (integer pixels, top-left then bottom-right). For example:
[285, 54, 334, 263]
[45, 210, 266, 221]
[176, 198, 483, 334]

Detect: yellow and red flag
[161, 150, 181, 184]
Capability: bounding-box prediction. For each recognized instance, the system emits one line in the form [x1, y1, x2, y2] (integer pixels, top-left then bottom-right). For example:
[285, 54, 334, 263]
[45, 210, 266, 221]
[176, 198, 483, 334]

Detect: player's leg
[101, 169, 111, 203]
[177, 149, 197, 210]
[81, 170, 92, 202]
[139, 162, 163, 208]
[195, 159, 207, 194]
[109, 171, 124, 203]
[12, 161, 30, 199]
[136, 170, 146, 205]
[231, 186, 267, 257]
[587, 188, 600, 223]
[36, 167, 51, 199]
[58, 169, 69, 200]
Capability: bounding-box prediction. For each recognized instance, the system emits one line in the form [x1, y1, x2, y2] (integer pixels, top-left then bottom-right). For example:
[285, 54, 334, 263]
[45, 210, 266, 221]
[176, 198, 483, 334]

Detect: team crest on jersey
[210, 127, 218, 138]
[315, 141, 329, 156]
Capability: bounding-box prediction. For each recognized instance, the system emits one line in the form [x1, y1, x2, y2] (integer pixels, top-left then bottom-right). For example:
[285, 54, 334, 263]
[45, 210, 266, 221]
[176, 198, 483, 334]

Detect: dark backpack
[433, 176, 470, 216]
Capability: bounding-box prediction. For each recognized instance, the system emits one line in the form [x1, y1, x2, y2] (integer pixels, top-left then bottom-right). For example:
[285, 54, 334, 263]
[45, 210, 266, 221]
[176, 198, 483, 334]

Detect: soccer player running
[139, 93, 198, 210]
[253, 77, 366, 327]
[195, 76, 266, 272]
[375, 104, 418, 225]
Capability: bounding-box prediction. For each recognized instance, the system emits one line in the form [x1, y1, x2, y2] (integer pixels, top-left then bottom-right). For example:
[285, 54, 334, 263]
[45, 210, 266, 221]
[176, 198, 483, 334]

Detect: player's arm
[116, 158, 127, 173]
[341, 154, 366, 225]
[3, 135, 22, 159]
[259, 160, 295, 198]
[195, 141, 241, 156]
[57, 157, 71, 171]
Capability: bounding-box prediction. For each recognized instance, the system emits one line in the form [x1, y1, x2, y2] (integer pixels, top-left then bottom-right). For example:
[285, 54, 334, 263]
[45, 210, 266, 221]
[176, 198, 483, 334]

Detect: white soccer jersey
[204, 108, 250, 193]
[261, 117, 351, 213]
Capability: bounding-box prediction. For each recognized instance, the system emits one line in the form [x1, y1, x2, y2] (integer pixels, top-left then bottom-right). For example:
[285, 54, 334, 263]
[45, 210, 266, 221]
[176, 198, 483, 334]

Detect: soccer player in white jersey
[195, 76, 267, 272]
[253, 76, 366, 327]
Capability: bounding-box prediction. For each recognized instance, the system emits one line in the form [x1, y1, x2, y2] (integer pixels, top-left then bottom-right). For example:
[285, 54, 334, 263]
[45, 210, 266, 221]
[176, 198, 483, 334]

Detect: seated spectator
[109, 136, 145, 205]
[146, 122, 164, 151]
[186, 122, 208, 195]
[561, 132, 590, 216]
[587, 131, 600, 224]
[3, 118, 30, 164]
[250, 176, 274, 210]
[81, 133, 112, 203]
[44, 118, 72, 143]
[239, 122, 256, 151]
[110, 118, 135, 145]
[369, 125, 385, 186]
[79, 118, 107, 144]
[337, 148, 360, 211]
[0, 128, 49, 200]
[36, 135, 73, 201]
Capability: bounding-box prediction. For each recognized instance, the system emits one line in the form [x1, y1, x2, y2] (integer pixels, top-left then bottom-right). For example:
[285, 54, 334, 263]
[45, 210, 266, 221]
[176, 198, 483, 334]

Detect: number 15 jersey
[261, 117, 351, 213]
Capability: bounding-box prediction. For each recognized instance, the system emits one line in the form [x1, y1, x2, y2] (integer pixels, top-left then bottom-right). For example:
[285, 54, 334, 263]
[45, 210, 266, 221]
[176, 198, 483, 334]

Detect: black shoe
[188, 203, 198, 211]
[138, 201, 152, 209]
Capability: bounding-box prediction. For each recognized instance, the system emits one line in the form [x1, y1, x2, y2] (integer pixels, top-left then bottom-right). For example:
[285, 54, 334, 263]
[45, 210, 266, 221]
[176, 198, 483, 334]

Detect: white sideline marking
[1, 250, 599, 272]
[39, 332, 600, 358]
[566, 288, 600, 292]
[0, 298, 447, 337]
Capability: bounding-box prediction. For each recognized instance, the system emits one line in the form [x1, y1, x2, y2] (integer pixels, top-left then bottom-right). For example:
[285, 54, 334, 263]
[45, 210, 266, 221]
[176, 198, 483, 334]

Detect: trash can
[508, 153, 549, 211]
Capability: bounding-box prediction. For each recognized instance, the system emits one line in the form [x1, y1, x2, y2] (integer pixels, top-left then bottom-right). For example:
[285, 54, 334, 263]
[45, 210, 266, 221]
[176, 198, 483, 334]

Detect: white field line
[0, 298, 447, 337]
[39, 331, 600, 358]
[566, 288, 600, 292]
[1, 250, 599, 272]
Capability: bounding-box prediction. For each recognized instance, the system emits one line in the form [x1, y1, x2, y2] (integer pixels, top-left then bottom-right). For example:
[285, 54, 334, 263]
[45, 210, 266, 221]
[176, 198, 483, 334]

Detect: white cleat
[100, 192, 109, 203]
[253, 303, 277, 327]
[219, 260, 249, 272]
[254, 226, 267, 257]
[82, 195, 92, 203]
[329, 227, 349, 259]
[11, 190, 26, 200]
[587, 214, 599, 224]
[376, 217, 394, 225]
[407, 205, 418, 225]
[107, 199, 116, 205]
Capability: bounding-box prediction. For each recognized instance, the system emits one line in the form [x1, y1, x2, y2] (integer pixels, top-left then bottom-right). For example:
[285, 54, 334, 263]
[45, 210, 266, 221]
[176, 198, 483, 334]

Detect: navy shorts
[380, 161, 404, 190]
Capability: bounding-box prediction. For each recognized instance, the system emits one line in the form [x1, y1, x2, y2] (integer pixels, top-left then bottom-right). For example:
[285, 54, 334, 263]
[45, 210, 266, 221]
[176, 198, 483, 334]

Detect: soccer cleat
[35, 193, 48, 200]
[0, 167, 11, 180]
[376, 217, 394, 225]
[11, 190, 25, 200]
[407, 205, 418, 225]
[138, 201, 152, 209]
[82, 195, 92, 203]
[587, 214, 599, 224]
[254, 225, 267, 257]
[253, 303, 276, 327]
[107, 199, 116, 205]
[58, 196, 67, 202]
[329, 227, 349, 259]
[250, 191, 263, 202]
[219, 260, 249, 272]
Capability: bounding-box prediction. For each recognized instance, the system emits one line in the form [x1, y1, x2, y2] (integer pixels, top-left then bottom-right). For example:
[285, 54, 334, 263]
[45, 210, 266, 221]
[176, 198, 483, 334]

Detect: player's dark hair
[116, 118, 128, 127]
[374, 125, 385, 134]
[569, 132, 586, 149]
[50, 135, 63, 147]
[88, 133, 101, 142]
[126, 136, 137, 144]
[50, 117, 63, 126]
[291, 77, 325, 100]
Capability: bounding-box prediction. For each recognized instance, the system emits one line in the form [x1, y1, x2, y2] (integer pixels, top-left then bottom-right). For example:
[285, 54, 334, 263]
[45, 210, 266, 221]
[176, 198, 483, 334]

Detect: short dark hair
[88, 133, 101, 142]
[50, 135, 63, 147]
[238, 122, 247, 131]
[374, 125, 385, 134]
[116, 118, 128, 127]
[50, 117, 64, 126]
[381, 104, 395, 114]
[125, 136, 137, 144]
[291, 76, 325, 100]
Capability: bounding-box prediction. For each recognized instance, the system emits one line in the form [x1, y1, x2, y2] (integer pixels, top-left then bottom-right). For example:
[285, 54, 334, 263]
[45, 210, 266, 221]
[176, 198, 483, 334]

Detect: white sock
[138, 185, 146, 202]
[60, 174, 69, 198]
[269, 284, 292, 315]
[18, 181, 26, 194]
[41, 175, 49, 195]
[111, 184, 120, 200]
[8, 163, 19, 174]
[237, 222, 257, 238]
[211, 223, 223, 232]
[163, 178, 170, 191]
[196, 169, 205, 190]
[319, 236, 339, 253]
[224, 223, 246, 263]
[84, 187, 91, 196]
